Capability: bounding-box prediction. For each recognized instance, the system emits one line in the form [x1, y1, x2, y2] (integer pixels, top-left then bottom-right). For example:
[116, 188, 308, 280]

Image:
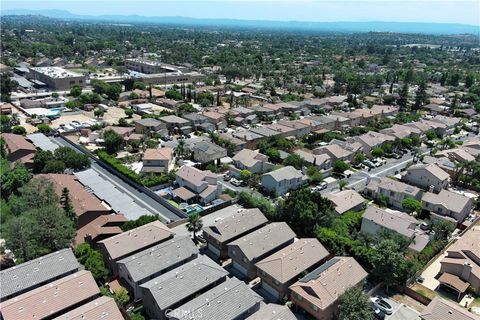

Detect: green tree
[37, 124, 52, 134]
[133, 81, 146, 90]
[3, 215, 35, 262]
[121, 215, 158, 231]
[338, 179, 348, 191]
[465, 73, 475, 88]
[371, 147, 384, 158]
[94, 108, 105, 118]
[70, 84, 82, 97]
[1, 73, 18, 102]
[186, 213, 203, 241]
[42, 159, 66, 173]
[103, 129, 124, 154]
[413, 80, 427, 111]
[124, 108, 134, 118]
[333, 160, 350, 174]
[238, 191, 275, 219]
[398, 83, 409, 111]
[402, 197, 422, 214]
[11, 126, 26, 135]
[354, 152, 366, 165]
[425, 130, 437, 140]
[283, 154, 306, 170]
[307, 166, 323, 183]
[75, 243, 109, 281]
[239, 169, 253, 182]
[113, 287, 130, 307]
[165, 89, 183, 100]
[60, 187, 77, 223]
[371, 239, 408, 291]
[338, 287, 373, 320]
[1, 163, 32, 198]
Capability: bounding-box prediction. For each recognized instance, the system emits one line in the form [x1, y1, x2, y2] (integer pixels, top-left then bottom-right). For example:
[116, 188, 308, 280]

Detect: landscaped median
[96, 150, 174, 188]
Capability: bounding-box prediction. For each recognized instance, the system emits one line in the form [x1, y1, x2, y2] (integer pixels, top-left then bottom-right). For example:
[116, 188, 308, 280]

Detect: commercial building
[28, 67, 85, 91]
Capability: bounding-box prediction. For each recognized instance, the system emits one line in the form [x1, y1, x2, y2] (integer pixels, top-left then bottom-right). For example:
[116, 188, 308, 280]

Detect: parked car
[363, 160, 376, 169]
[223, 173, 232, 181]
[231, 178, 242, 187]
[393, 153, 402, 159]
[371, 297, 393, 315]
[420, 222, 430, 230]
[372, 307, 386, 320]
[318, 181, 328, 190]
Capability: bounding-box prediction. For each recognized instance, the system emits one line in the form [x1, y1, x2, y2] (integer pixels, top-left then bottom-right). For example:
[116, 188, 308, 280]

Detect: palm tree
[186, 213, 203, 241]
[338, 180, 348, 191]
[175, 139, 188, 160]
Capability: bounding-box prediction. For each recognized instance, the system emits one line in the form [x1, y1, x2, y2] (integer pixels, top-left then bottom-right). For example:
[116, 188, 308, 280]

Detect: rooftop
[53, 296, 123, 320]
[263, 166, 305, 182]
[362, 205, 418, 238]
[422, 189, 472, 214]
[420, 296, 480, 320]
[30, 66, 83, 78]
[326, 190, 366, 215]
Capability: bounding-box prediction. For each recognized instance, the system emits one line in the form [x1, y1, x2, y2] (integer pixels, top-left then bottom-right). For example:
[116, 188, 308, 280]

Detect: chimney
[461, 262, 472, 280]
[428, 185, 435, 193]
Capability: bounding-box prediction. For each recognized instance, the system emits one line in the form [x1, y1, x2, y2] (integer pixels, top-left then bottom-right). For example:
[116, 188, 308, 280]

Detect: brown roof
[289, 256, 368, 310]
[256, 238, 329, 284]
[75, 214, 127, 245]
[438, 272, 469, 293]
[143, 147, 173, 161]
[98, 221, 174, 260]
[176, 166, 216, 187]
[326, 190, 365, 214]
[38, 174, 110, 218]
[0, 271, 99, 320]
[103, 126, 135, 137]
[362, 205, 418, 238]
[420, 296, 480, 320]
[173, 186, 196, 201]
[2, 132, 36, 155]
[53, 296, 123, 320]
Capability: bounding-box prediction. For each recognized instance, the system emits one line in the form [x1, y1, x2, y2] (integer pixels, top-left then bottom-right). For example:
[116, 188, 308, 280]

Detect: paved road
[52, 136, 183, 222]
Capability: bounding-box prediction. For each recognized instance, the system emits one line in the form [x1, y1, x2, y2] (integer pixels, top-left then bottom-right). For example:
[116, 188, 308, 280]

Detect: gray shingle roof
[203, 208, 268, 244]
[228, 222, 296, 261]
[246, 303, 298, 320]
[140, 255, 228, 311]
[167, 277, 263, 320]
[0, 248, 81, 300]
[117, 236, 198, 282]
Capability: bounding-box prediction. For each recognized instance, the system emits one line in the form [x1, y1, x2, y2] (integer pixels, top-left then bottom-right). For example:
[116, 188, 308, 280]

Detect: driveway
[419, 251, 447, 291]
[374, 295, 421, 320]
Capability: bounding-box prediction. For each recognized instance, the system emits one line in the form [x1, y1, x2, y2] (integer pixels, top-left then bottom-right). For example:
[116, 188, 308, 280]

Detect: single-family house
[191, 141, 227, 163]
[326, 190, 366, 215]
[289, 257, 368, 320]
[159, 115, 190, 132]
[255, 238, 330, 300]
[420, 296, 480, 320]
[54, 296, 123, 320]
[348, 131, 395, 153]
[246, 303, 297, 320]
[232, 149, 271, 174]
[203, 208, 269, 259]
[175, 166, 221, 204]
[1, 133, 36, 168]
[365, 177, 423, 210]
[142, 147, 174, 173]
[118, 235, 199, 299]
[402, 163, 450, 192]
[227, 222, 296, 280]
[261, 166, 308, 196]
[422, 189, 473, 223]
[134, 118, 166, 134]
[313, 144, 354, 162]
[294, 149, 332, 170]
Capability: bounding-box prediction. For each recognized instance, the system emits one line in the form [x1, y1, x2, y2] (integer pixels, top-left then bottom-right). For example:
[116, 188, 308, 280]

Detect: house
[402, 163, 450, 192]
[422, 156, 457, 177]
[313, 144, 354, 162]
[38, 174, 112, 230]
[255, 238, 329, 300]
[326, 190, 366, 215]
[104, 126, 136, 139]
[219, 133, 247, 151]
[232, 149, 271, 174]
[365, 177, 423, 210]
[439, 225, 480, 295]
[422, 189, 473, 223]
[1, 133, 36, 168]
[246, 303, 298, 320]
[330, 138, 363, 155]
[0, 271, 99, 320]
[203, 111, 227, 129]
[142, 147, 174, 173]
[203, 208, 269, 259]
[266, 123, 297, 138]
[227, 222, 296, 280]
[435, 148, 476, 163]
[191, 141, 227, 163]
[97, 221, 174, 274]
[75, 213, 127, 245]
[431, 115, 462, 133]
[348, 131, 395, 153]
[166, 277, 263, 320]
[277, 120, 311, 137]
[261, 166, 308, 196]
[324, 114, 351, 131]
[175, 166, 221, 204]
[141, 255, 229, 320]
[118, 235, 199, 299]
[289, 256, 368, 320]
[54, 296, 123, 320]
[233, 130, 264, 149]
[131, 102, 156, 114]
[182, 113, 208, 129]
[134, 118, 166, 134]
[250, 126, 282, 138]
[380, 124, 421, 140]
[294, 149, 332, 170]
[0, 248, 81, 301]
[420, 296, 480, 320]
[360, 206, 430, 253]
[159, 115, 190, 132]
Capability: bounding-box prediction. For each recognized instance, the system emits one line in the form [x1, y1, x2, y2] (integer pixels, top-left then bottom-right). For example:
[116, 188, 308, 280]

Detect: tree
[60, 187, 76, 223]
[53, 147, 90, 170]
[103, 129, 123, 154]
[354, 152, 366, 165]
[94, 108, 105, 118]
[70, 84, 82, 97]
[3, 215, 36, 262]
[124, 108, 134, 118]
[398, 83, 409, 111]
[337, 287, 373, 320]
[307, 166, 323, 183]
[165, 89, 183, 101]
[133, 81, 146, 90]
[37, 124, 52, 134]
[414, 80, 427, 111]
[333, 160, 350, 174]
[175, 139, 189, 160]
[371, 239, 408, 291]
[402, 197, 422, 214]
[42, 159, 66, 173]
[338, 179, 348, 191]
[11, 126, 26, 135]
[239, 169, 253, 182]
[283, 154, 306, 170]
[465, 73, 475, 89]
[113, 287, 130, 307]
[371, 147, 384, 158]
[425, 130, 437, 140]
[186, 213, 203, 241]
[1, 162, 32, 198]
[121, 215, 159, 231]
[75, 243, 109, 281]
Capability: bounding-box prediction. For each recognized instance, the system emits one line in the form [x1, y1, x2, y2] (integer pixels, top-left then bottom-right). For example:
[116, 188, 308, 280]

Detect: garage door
[232, 261, 248, 277]
[207, 243, 221, 257]
[261, 281, 280, 300]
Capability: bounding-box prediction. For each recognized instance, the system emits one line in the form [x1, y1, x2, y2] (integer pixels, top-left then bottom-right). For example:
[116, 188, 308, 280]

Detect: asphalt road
[52, 136, 183, 222]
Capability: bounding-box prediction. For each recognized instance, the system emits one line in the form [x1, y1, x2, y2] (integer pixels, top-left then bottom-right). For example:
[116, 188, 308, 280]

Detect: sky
[2, 1, 480, 25]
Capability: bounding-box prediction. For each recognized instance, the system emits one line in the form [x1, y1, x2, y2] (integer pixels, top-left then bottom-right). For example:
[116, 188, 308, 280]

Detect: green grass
[168, 200, 180, 208]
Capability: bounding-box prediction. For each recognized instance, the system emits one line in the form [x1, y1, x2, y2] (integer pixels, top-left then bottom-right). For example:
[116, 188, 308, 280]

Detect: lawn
[410, 283, 437, 300]
[167, 200, 180, 208]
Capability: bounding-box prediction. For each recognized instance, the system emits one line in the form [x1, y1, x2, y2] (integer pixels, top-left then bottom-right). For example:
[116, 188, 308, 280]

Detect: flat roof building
[28, 67, 85, 91]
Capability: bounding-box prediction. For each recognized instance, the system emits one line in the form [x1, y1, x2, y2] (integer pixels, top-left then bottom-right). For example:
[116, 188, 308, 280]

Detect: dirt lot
[83, 106, 141, 125]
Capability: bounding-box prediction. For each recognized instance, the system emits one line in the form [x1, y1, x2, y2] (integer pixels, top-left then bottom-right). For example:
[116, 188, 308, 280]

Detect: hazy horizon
[3, 1, 480, 26]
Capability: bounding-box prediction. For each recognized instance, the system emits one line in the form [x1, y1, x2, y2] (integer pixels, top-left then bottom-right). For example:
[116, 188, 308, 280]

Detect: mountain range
[2, 9, 479, 35]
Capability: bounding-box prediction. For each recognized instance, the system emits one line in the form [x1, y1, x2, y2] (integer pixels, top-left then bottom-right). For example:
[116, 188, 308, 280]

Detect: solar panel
[299, 258, 340, 282]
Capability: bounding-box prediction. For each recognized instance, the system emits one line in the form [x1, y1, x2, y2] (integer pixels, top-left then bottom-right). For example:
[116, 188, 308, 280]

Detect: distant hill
[1, 9, 479, 35]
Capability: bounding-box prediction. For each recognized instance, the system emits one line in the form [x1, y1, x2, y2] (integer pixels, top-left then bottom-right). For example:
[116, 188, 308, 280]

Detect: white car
[371, 297, 393, 315]
[230, 178, 242, 187]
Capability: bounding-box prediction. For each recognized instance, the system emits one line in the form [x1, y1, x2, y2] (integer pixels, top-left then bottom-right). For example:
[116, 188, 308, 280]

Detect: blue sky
[3, 1, 479, 25]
